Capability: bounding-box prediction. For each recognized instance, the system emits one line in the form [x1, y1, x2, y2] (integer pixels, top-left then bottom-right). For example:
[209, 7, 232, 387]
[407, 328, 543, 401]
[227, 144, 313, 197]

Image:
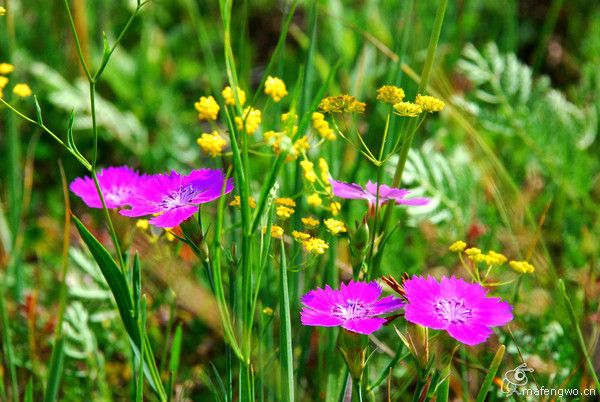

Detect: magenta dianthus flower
[329, 178, 429, 207]
[70, 166, 143, 209]
[403, 276, 513, 346]
[300, 280, 404, 335]
[120, 169, 233, 228]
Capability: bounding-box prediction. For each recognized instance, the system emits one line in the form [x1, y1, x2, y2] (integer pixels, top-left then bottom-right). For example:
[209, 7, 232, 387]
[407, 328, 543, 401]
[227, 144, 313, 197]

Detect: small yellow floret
[13, 83, 32, 98]
[319, 94, 366, 114]
[449, 240, 467, 253]
[264, 76, 288, 102]
[292, 231, 311, 241]
[300, 160, 317, 183]
[0, 6, 6, 16]
[235, 107, 262, 134]
[311, 112, 336, 140]
[0, 76, 8, 89]
[275, 197, 296, 207]
[329, 201, 342, 216]
[263, 307, 274, 315]
[324, 218, 347, 235]
[485, 251, 508, 266]
[318, 158, 330, 182]
[293, 136, 310, 154]
[194, 95, 220, 121]
[222, 86, 246, 106]
[302, 237, 329, 255]
[229, 196, 257, 208]
[415, 94, 445, 113]
[165, 231, 176, 242]
[270, 225, 284, 239]
[393, 101, 422, 117]
[509, 260, 535, 274]
[465, 247, 485, 263]
[0, 63, 14, 75]
[197, 131, 227, 157]
[136, 219, 149, 230]
[307, 193, 322, 207]
[276, 206, 294, 219]
[301, 216, 319, 228]
[376, 85, 405, 104]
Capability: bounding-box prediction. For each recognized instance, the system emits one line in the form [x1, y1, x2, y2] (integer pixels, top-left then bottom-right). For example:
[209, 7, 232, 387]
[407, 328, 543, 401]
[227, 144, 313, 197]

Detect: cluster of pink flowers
[300, 276, 513, 346]
[70, 165, 233, 228]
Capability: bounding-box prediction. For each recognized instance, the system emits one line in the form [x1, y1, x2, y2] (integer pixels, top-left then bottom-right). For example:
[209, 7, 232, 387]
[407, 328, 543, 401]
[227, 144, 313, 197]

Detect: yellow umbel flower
[318, 158, 330, 182]
[292, 231, 311, 241]
[311, 112, 336, 140]
[12, 83, 32, 98]
[319, 94, 366, 114]
[300, 160, 317, 183]
[136, 219, 149, 230]
[281, 112, 298, 124]
[324, 218, 347, 235]
[393, 101, 422, 117]
[194, 95, 220, 121]
[0, 76, 8, 89]
[485, 251, 508, 266]
[448, 240, 467, 253]
[197, 131, 227, 157]
[165, 230, 176, 242]
[229, 196, 257, 208]
[293, 136, 310, 154]
[275, 197, 296, 207]
[465, 247, 485, 263]
[376, 85, 405, 104]
[509, 260, 535, 274]
[301, 216, 320, 228]
[329, 201, 342, 216]
[0, 6, 6, 16]
[276, 206, 294, 219]
[264, 76, 288, 102]
[266, 225, 284, 239]
[302, 237, 329, 255]
[0, 63, 14, 75]
[415, 94, 445, 113]
[307, 193, 322, 207]
[222, 86, 246, 106]
[235, 107, 262, 134]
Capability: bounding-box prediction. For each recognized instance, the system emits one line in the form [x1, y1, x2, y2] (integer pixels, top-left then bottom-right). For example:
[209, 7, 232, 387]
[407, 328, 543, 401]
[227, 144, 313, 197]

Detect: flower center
[160, 185, 197, 209]
[435, 298, 471, 324]
[332, 299, 370, 320]
[105, 186, 131, 204]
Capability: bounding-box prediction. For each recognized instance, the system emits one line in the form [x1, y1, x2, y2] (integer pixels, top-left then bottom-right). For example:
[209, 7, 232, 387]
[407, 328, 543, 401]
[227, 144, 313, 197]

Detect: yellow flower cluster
[0, 62, 14, 75]
[276, 206, 294, 219]
[448, 240, 467, 252]
[0, 6, 6, 16]
[376, 85, 405, 104]
[12, 83, 32, 98]
[0, 63, 32, 99]
[319, 94, 366, 114]
[324, 218, 346, 235]
[136, 219, 150, 230]
[311, 112, 336, 140]
[394, 101, 422, 117]
[275, 197, 296, 207]
[230, 196, 257, 208]
[197, 131, 227, 157]
[292, 136, 310, 156]
[485, 251, 508, 266]
[292, 231, 311, 241]
[194, 96, 220, 121]
[509, 260, 535, 274]
[329, 201, 341, 216]
[465, 247, 485, 263]
[269, 225, 284, 239]
[0, 75, 7, 98]
[235, 107, 262, 134]
[300, 160, 317, 183]
[307, 193, 322, 207]
[415, 94, 445, 112]
[264, 76, 288, 102]
[302, 237, 329, 255]
[301, 216, 319, 227]
[222, 86, 246, 106]
[318, 158, 330, 182]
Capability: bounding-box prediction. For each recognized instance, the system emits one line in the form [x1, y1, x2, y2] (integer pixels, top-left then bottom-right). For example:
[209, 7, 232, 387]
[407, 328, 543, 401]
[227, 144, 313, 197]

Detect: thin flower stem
[279, 239, 295, 402]
[63, 0, 92, 81]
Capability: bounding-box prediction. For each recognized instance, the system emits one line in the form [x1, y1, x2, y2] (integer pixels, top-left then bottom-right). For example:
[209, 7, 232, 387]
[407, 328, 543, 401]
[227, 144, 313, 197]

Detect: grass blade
[475, 345, 505, 402]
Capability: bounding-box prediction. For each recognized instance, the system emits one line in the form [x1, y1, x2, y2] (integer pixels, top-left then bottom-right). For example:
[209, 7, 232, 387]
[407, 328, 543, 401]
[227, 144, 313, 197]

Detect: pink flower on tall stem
[70, 166, 144, 209]
[120, 169, 233, 228]
[300, 280, 404, 335]
[329, 178, 429, 208]
[403, 276, 513, 345]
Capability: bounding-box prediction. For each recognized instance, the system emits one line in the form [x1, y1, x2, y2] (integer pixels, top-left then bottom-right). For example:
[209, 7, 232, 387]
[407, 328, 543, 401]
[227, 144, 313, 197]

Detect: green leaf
[43, 337, 65, 402]
[33, 95, 44, 125]
[25, 379, 34, 402]
[475, 344, 505, 402]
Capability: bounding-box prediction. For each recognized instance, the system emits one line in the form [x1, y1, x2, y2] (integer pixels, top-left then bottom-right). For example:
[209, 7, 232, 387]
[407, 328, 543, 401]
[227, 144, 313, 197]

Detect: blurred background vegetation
[1, 0, 599, 400]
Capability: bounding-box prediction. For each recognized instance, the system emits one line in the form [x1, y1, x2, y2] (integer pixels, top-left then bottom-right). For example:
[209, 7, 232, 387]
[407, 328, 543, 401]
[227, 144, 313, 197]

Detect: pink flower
[403, 276, 513, 345]
[329, 178, 429, 207]
[70, 166, 144, 209]
[300, 280, 404, 335]
[120, 169, 233, 228]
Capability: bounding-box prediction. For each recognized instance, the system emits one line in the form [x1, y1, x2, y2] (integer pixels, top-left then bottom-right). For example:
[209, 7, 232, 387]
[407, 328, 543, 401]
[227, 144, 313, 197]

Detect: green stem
[279, 239, 295, 402]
